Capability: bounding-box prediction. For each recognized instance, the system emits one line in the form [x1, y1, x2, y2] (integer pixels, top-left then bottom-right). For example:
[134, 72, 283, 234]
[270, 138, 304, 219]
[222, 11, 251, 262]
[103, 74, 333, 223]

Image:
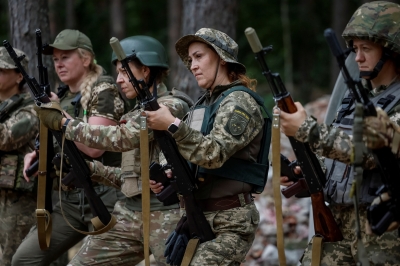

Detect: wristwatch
[167, 117, 181, 134]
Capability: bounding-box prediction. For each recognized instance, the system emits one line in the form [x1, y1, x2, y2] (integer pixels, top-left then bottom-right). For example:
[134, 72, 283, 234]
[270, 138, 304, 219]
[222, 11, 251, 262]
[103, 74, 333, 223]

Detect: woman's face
[115, 61, 147, 99]
[52, 49, 90, 87]
[188, 42, 222, 89]
[0, 68, 21, 93]
[353, 39, 383, 78]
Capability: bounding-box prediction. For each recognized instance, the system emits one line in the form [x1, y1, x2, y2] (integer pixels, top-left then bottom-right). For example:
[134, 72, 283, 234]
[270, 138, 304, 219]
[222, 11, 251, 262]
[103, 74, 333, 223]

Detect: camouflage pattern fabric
[300, 205, 400, 265]
[342, 1, 400, 55]
[11, 73, 124, 265]
[175, 28, 246, 74]
[85, 80, 124, 122]
[189, 202, 259, 265]
[0, 92, 38, 266]
[67, 200, 182, 266]
[172, 84, 264, 170]
[64, 83, 189, 152]
[11, 185, 125, 266]
[0, 190, 36, 266]
[0, 46, 29, 69]
[0, 93, 38, 154]
[363, 107, 398, 150]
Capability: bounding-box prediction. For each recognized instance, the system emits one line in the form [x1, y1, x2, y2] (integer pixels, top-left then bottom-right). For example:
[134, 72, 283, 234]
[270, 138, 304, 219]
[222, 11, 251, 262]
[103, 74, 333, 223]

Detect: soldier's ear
[220, 60, 226, 66]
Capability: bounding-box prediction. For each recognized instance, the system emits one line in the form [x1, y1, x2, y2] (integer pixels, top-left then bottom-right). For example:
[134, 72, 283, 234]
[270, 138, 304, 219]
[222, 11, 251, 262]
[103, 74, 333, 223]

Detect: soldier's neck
[0, 86, 20, 101]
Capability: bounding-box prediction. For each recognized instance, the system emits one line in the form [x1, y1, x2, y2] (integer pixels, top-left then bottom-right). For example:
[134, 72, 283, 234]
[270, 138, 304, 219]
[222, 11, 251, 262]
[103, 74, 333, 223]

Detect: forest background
[2, 0, 396, 110]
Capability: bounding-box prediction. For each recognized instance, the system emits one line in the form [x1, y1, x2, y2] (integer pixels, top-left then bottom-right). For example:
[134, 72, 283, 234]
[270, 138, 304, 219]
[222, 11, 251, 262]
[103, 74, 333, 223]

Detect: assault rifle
[324, 28, 400, 236]
[35, 29, 54, 214]
[3, 38, 115, 232]
[245, 27, 343, 242]
[109, 37, 215, 244]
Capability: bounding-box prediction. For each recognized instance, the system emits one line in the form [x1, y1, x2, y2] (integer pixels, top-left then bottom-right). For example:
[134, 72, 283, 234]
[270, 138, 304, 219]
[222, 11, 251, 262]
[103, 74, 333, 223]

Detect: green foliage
[3, 0, 400, 106]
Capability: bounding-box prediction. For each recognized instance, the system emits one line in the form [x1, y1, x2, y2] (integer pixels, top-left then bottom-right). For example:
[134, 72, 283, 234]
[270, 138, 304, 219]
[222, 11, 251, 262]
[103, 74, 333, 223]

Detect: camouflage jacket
[172, 81, 264, 169]
[294, 79, 400, 168]
[0, 93, 38, 154]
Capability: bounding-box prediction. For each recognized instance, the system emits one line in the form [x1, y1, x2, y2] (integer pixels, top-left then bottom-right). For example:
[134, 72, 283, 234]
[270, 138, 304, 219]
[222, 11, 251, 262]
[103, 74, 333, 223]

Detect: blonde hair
[77, 48, 102, 122]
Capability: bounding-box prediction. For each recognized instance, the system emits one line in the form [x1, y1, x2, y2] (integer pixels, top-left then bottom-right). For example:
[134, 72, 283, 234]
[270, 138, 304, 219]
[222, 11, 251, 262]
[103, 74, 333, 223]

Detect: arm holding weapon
[110, 37, 214, 240]
[245, 27, 343, 242]
[2, 39, 116, 241]
[324, 28, 400, 236]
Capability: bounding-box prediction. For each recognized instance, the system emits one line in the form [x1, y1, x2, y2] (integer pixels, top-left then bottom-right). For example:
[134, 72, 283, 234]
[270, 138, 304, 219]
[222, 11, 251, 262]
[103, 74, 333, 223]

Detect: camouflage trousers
[301, 205, 400, 265]
[189, 202, 259, 266]
[0, 189, 36, 266]
[12, 185, 123, 266]
[68, 200, 182, 266]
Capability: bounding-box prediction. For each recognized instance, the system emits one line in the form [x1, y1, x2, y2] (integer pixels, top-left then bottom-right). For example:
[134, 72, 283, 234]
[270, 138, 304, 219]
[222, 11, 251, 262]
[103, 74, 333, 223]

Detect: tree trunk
[65, 0, 76, 29]
[172, 0, 238, 100]
[8, 0, 56, 90]
[330, 0, 350, 90]
[168, 0, 182, 90]
[280, 0, 293, 94]
[110, 0, 125, 40]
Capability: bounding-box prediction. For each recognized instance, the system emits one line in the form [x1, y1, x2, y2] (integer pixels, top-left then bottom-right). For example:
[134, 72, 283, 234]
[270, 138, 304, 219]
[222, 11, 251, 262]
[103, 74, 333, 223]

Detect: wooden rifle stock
[245, 27, 343, 242]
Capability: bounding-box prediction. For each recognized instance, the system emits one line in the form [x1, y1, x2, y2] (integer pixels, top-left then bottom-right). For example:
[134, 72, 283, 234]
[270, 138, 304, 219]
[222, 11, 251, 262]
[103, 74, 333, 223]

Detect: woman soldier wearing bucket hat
[146, 28, 271, 265]
[12, 29, 126, 266]
[0, 47, 39, 266]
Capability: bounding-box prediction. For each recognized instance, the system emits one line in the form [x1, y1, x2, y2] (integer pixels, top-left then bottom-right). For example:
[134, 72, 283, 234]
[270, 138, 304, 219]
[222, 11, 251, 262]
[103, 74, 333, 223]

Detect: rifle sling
[311, 235, 323, 266]
[140, 112, 151, 266]
[57, 135, 117, 235]
[272, 111, 287, 266]
[37, 121, 52, 250]
[181, 238, 200, 266]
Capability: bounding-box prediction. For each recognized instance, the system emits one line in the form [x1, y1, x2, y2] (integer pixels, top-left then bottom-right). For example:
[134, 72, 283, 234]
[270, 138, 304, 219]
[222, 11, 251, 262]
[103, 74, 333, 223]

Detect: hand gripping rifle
[324, 28, 400, 236]
[245, 27, 343, 242]
[3, 38, 116, 246]
[109, 37, 215, 245]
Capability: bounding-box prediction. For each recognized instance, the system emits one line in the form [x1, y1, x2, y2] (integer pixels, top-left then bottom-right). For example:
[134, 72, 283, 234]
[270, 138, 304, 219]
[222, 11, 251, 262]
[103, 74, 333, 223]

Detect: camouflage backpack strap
[0, 94, 24, 122]
[170, 88, 194, 108]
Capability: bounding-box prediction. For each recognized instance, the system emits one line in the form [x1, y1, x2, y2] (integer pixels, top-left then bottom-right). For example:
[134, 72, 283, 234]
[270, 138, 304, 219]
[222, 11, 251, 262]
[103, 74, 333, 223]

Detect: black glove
[164, 215, 190, 266]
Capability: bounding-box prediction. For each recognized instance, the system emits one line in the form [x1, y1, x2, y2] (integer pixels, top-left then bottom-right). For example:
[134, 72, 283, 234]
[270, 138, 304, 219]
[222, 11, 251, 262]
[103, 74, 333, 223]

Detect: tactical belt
[180, 192, 253, 212]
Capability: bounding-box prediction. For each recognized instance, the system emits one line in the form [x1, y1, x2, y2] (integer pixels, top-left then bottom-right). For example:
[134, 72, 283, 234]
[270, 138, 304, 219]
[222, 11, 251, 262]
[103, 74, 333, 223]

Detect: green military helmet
[342, 1, 400, 55]
[111, 36, 169, 69]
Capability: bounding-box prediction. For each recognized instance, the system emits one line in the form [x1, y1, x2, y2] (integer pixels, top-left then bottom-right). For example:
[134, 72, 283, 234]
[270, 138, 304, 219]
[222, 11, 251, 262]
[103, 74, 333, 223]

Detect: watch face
[168, 123, 179, 134]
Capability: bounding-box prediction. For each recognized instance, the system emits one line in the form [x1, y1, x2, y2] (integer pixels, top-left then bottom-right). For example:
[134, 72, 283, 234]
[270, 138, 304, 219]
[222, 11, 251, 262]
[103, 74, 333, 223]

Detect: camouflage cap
[175, 28, 246, 74]
[0, 46, 29, 70]
[43, 29, 94, 55]
[342, 1, 400, 54]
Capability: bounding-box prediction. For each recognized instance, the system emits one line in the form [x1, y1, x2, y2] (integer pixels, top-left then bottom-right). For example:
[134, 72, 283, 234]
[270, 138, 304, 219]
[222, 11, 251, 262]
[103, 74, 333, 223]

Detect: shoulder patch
[225, 105, 250, 138]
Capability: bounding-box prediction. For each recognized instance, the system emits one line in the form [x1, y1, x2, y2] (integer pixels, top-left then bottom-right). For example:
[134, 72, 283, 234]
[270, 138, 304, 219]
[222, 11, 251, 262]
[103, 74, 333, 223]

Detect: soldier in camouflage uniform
[0, 46, 38, 266]
[11, 29, 125, 266]
[35, 35, 192, 265]
[146, 28, 269, 265]
[279, 1, 400, 265]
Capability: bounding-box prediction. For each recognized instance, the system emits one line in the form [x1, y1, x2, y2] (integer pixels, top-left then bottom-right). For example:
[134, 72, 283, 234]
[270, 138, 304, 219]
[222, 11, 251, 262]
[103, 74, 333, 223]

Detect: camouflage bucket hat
[342, 1, 400, 54]
[175, 28, 246, 74]
[0, 46, 29, 70]
[43, 29, 94, 55]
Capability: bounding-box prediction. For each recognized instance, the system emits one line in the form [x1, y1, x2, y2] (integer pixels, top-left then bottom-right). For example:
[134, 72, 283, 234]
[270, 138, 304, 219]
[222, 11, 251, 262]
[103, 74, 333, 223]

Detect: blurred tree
[172, 0, 238, 100]
[7, 0, 56, 91]
[168, 0, 182, 90]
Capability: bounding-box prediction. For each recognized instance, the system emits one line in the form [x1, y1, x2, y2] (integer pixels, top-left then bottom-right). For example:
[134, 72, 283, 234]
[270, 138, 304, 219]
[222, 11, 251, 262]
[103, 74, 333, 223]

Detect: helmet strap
[359, 48, 391, 80]
[208, 58, 221, 91]
[148, 68, 159, 99]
